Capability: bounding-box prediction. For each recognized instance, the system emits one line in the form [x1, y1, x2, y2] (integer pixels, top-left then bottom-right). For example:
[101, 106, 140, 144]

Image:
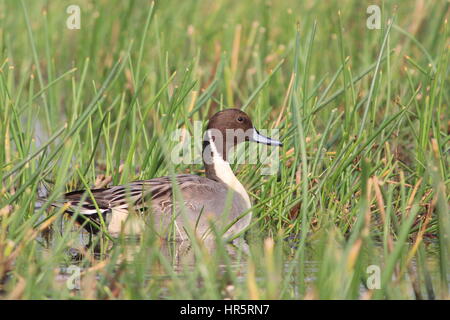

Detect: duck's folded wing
[56, 174, 217, 216]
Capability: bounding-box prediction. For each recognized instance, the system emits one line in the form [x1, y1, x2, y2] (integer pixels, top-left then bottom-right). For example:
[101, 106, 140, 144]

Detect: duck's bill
[251, 129, 283, 147]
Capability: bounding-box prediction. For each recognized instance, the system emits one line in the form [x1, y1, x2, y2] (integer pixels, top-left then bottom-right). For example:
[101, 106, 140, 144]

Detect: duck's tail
[34, 182, 52, 211]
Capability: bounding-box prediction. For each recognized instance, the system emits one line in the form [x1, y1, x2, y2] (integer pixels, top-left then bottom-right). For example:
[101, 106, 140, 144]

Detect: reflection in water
[50, 230, 323, 298]
[35, 216, 447, 299]
[118, 237, 250, 273]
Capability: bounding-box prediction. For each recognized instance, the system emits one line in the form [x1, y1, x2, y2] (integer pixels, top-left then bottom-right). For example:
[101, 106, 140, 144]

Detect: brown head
[207, 108, 253, 138]
[203, 109, 282, 179]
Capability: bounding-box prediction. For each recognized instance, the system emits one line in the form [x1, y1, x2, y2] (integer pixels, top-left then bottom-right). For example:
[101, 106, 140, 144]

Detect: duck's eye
[237, 116, 244, 123]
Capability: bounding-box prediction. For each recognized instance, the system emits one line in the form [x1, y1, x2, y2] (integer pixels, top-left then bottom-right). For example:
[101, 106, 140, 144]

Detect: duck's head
[204, 109, 282, 162]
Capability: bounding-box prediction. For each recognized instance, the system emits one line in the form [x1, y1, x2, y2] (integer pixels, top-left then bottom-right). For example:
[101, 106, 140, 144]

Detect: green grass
[0, 0, 449, 299]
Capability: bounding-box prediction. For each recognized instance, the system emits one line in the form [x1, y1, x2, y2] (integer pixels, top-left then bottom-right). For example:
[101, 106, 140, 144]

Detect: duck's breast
[149, 175, 251, 240]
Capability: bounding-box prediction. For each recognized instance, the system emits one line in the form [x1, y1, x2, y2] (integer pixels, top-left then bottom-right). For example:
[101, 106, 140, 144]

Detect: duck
[53, 109, 282, 241]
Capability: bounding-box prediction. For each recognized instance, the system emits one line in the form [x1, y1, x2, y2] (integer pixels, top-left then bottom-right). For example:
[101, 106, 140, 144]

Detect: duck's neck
[203, 132, 251, 209]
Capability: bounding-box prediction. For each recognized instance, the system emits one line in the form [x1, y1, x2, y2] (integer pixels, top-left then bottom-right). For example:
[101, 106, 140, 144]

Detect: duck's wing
[56, 174, 218, 216]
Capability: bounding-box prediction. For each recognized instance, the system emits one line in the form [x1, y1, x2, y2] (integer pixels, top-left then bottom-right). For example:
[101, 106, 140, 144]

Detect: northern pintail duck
[54, 109, 282, 240]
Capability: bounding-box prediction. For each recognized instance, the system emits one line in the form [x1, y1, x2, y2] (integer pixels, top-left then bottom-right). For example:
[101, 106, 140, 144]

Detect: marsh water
[35, 219, 447, 300]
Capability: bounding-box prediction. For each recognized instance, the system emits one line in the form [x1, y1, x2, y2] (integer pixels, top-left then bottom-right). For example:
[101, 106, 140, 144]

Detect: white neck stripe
[206, 130, 251, 210]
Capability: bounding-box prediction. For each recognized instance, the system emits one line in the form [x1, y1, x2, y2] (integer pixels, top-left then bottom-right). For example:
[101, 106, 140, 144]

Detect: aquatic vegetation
[0, 0, 448, 299]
